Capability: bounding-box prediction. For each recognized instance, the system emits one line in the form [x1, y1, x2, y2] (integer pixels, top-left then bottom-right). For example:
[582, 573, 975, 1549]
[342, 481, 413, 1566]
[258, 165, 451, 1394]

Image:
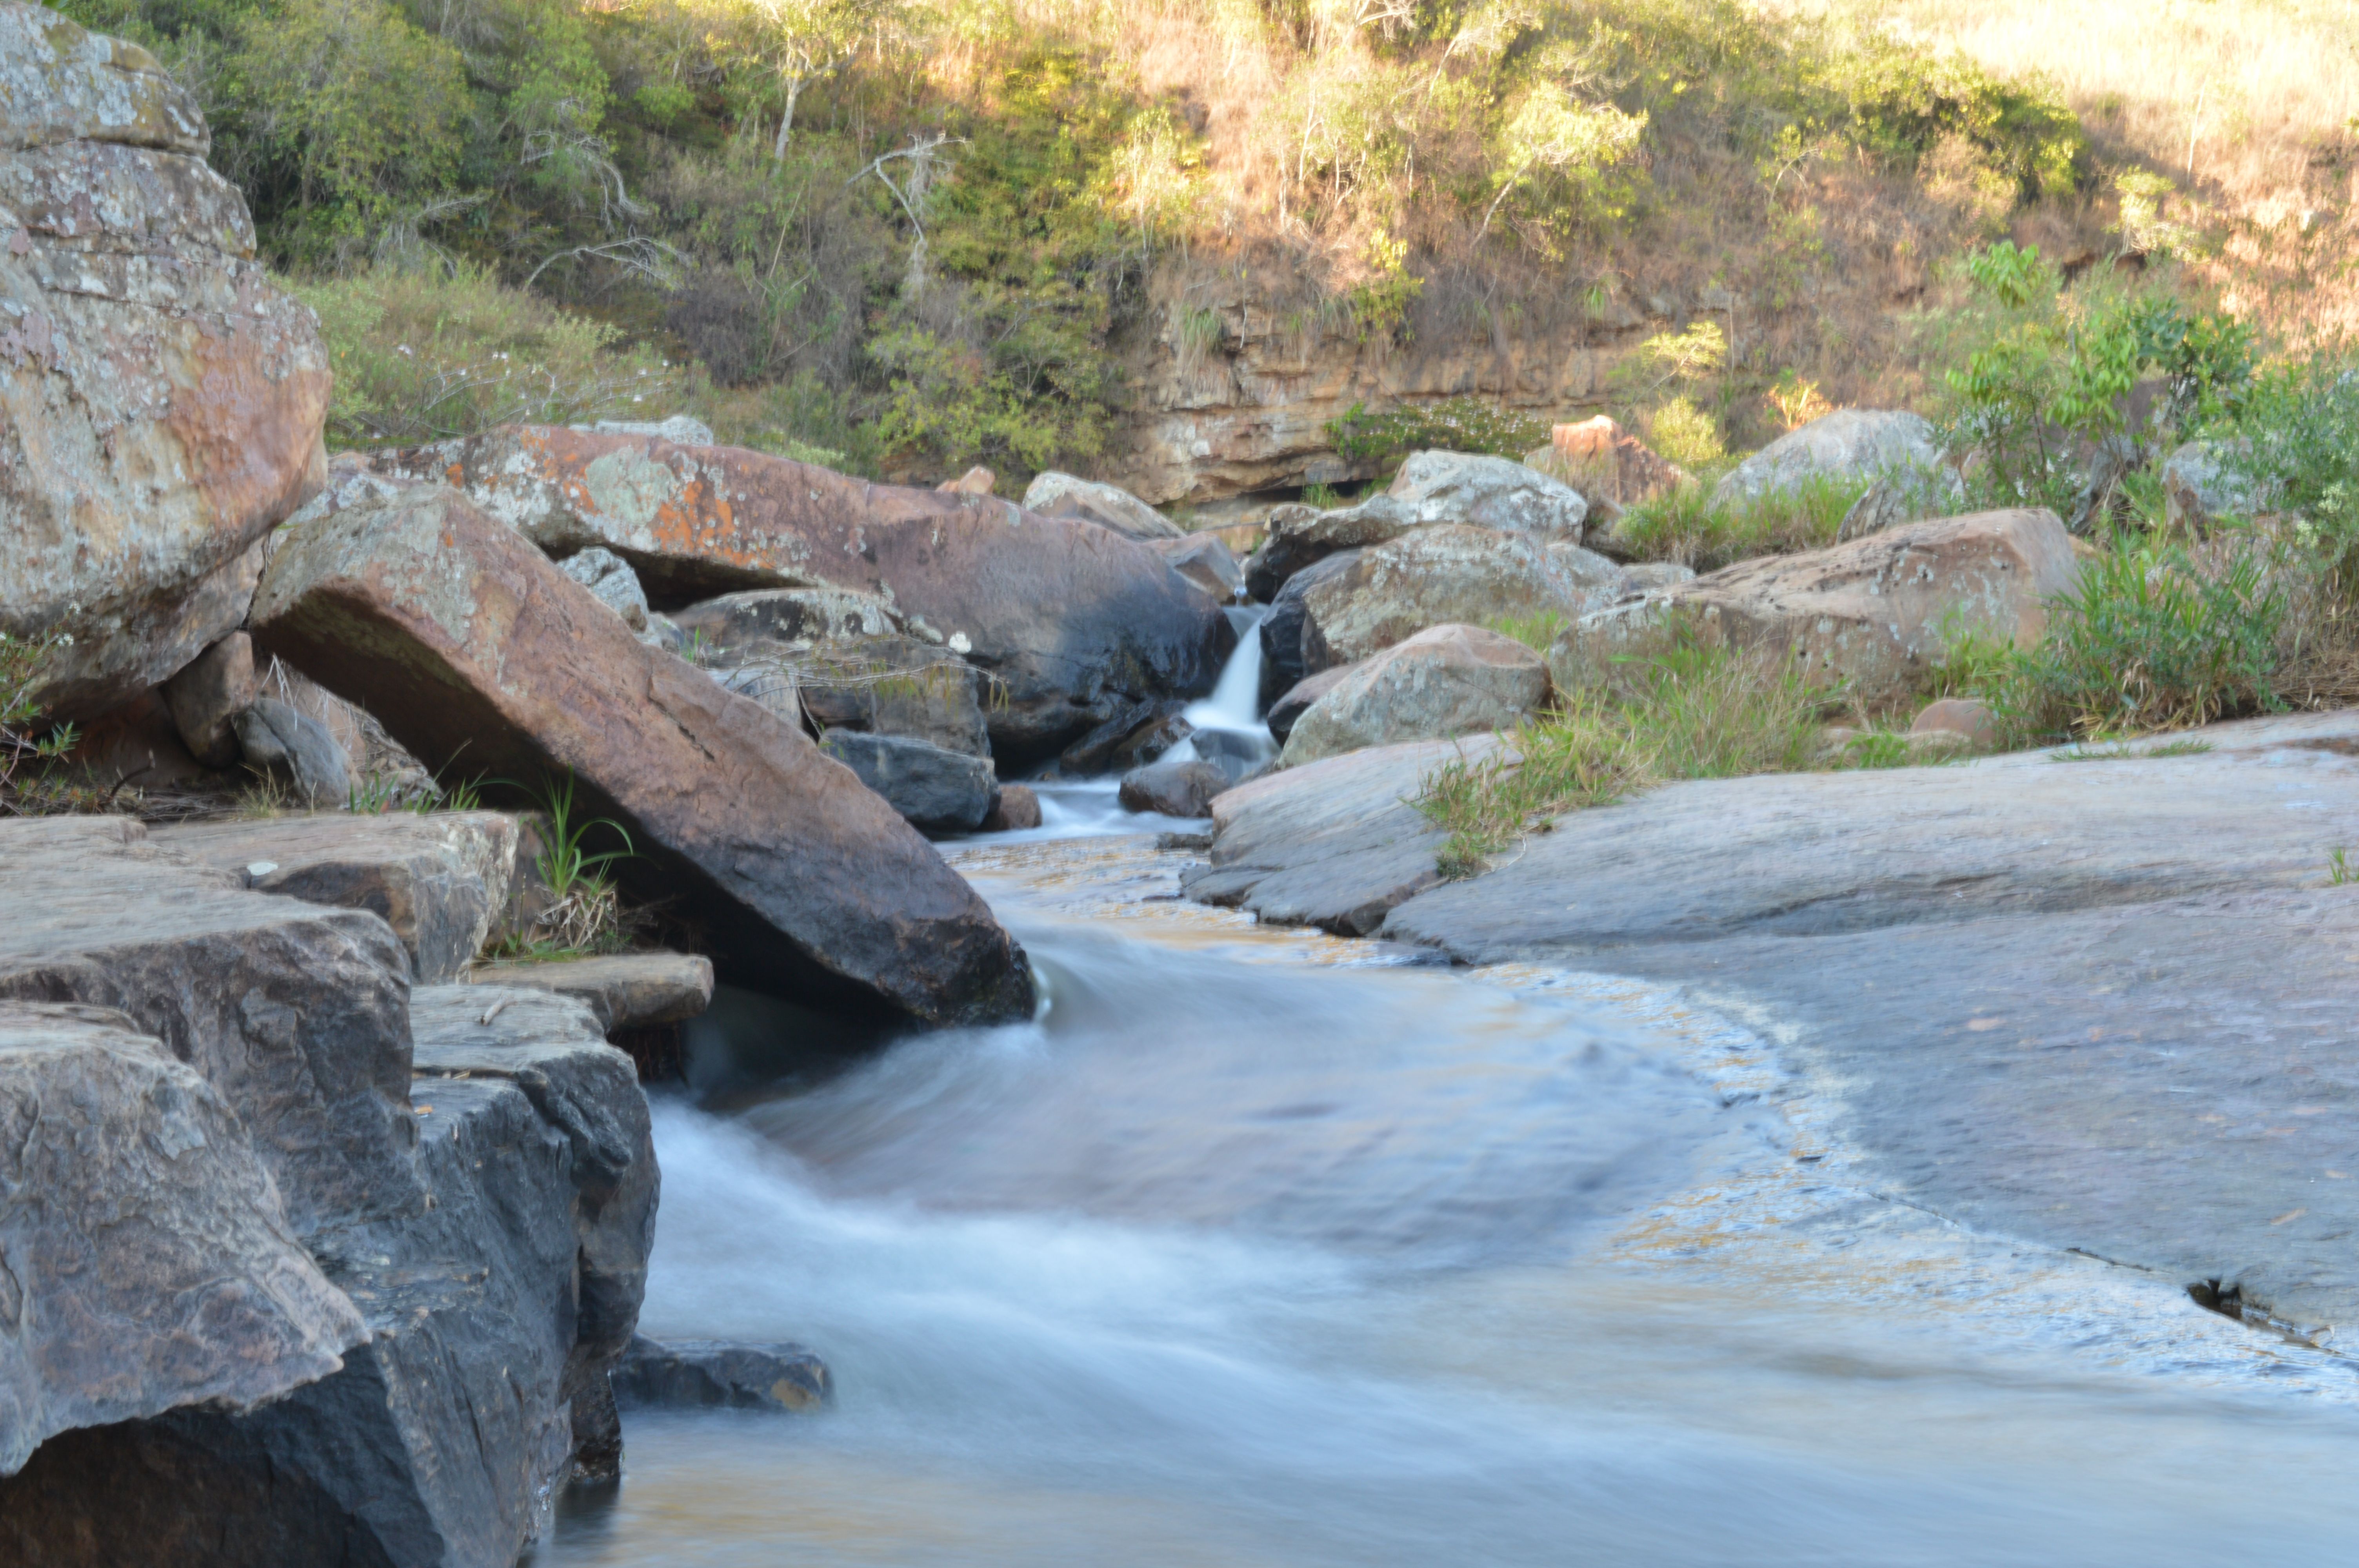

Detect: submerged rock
[0, 2, 330, 719]
[981, 782, 1042, 831]
[249, 482, 1034, 1026]
[612, 1336, 833, 1414]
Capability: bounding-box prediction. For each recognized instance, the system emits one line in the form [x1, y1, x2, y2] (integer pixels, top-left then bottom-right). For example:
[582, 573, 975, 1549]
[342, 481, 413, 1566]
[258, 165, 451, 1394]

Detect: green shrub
[1643, 396, 1726, 467]
[294, 264, 687, 448]
[1611, 472, 1864, 572]
[0, 630, 80, 811]
[1418, 631, 1824, 875]
[1485, 609, 1570, 651]
[1327, 397, 1554, 466]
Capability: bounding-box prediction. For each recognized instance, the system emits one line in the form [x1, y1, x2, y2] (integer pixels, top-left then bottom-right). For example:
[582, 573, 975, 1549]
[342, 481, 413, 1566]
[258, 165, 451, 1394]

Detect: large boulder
[1300, 525, 1599, 673]
[1021, 470, 1184, 541]
[2162, 439, 2273, 532]
[672, 587, 991, 758]
[1153, 530, 1245, 601]
[354, 427, 1225, 763]
[0, 2, 329, 719]
[820, 730, 998, 835]
[248, 483, 1034, 1026]
[1385, 450, 1587, 541]
[1712, 409, 1941, 509]
[1117, 757, 1236, 818]
[159, 630, 256, 768]
[1279, 624, 1550, 767]
[1267, 664, 1355, 742]
[1550, 508, 2080, 706]
[0, 1000, 367, 1478]
[1258, 548, 1363, 707]
[1245, 494, 1412, 601]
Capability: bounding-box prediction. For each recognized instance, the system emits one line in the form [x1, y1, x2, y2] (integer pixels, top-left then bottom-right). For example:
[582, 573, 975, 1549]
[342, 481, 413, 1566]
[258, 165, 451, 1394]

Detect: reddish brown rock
[1530, 416, 1687, 530]
[1551, 509, 2080, 706]
[352, 426, 1227, 764]
[0, 2, 329, 718]
[249, 484, 1034, 1026]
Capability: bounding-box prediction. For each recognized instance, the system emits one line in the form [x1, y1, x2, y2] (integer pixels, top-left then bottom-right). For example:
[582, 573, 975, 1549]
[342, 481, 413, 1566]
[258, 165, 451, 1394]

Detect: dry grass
[1813, 0, 2359, 348]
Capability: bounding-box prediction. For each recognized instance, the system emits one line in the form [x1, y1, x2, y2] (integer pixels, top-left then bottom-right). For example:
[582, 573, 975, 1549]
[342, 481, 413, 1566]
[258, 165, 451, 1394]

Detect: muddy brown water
[533, 799, 2359, 1566]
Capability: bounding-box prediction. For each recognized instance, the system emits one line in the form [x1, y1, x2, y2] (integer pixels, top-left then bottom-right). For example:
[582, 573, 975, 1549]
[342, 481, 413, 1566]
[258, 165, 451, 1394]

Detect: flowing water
[533, 633, 2359, 1566]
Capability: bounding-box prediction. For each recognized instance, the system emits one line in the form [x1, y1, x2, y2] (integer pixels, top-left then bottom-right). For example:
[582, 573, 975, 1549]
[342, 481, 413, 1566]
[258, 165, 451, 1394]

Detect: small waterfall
[1169, 605, 1274, 767]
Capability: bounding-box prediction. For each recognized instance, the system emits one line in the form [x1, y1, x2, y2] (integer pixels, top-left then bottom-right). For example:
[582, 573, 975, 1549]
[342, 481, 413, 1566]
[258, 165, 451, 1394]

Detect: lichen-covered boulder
[1300, 525, 1597, 673]
[1279, 624, 1548, 767]
[0, 2, 329, 717]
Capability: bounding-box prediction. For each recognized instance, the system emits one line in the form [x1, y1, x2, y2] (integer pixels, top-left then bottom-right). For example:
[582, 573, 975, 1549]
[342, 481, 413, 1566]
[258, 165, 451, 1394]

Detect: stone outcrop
[353, 426, 1226, 761]
[1258, 548, 1362, 706]
[1279, 624, 1548, 767]
[1021, 470, 1183, 540]
[1528, 417, 1687, 525]
[0, 1, 329, 718]
[820, 730, 998, 835]
[1153, 530, 1245, 601]
[1187, 710, 2359, 1335]
[2162, 439, 2272, 532]
[981, 783, 1041, 831]
[248, 483, 1033, 1025]
[1712, 408, 1941, 508]
[0, 818, 659, 1565]
[673, 586, 992, 758]
[150, 811, 524, 984]
[1301, 525, 1598, 673]
[1550, 508, 2079, 706]
[1267, 664, 1354, 742]
[0, 1000, 367, 1478]
[466, 951, 714, 1034]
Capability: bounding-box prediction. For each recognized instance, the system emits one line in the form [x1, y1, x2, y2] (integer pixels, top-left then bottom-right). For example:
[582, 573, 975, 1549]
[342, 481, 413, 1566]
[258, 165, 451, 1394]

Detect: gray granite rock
[612, 1335, 831, 1414]
[559, 546, 651, 631]
[467, 951, 715, 1032]
[821, 730, 998, 834]
[234, 696, 352, 806]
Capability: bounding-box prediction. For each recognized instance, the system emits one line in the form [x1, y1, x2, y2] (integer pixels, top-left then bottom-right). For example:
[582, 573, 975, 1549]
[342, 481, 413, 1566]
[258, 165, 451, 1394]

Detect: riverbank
[1183, 708, 2359, 1341]
[534, 828, 2359, 1566]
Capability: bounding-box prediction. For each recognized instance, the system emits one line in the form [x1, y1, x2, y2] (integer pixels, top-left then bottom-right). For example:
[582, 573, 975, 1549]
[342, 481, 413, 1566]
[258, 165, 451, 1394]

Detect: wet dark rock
[1110, 711, 1192, 771]
[821, 730, 998, 835]
[611, 1336, 832, 1414]
[234, 695, 352, 806]
[981, 783, 1042, 832]
[150, 811, 523, 984]
[1058, 696, 1183, 775]
[1118, 758, 1234, 818]
[1258, 548, 1362, 708]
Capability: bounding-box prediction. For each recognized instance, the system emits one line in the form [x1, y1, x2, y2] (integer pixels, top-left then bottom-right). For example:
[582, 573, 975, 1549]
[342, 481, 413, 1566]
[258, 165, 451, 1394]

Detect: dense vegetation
[65, 0, 2094, 479]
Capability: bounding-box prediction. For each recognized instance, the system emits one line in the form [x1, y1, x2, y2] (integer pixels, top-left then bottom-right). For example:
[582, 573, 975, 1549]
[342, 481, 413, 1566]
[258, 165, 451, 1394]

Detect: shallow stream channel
[537, 786, 2359, 1566]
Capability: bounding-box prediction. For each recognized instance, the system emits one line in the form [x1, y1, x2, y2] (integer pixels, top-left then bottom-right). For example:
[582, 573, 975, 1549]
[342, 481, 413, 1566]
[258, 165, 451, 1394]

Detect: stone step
[464, 950, 714, 1034]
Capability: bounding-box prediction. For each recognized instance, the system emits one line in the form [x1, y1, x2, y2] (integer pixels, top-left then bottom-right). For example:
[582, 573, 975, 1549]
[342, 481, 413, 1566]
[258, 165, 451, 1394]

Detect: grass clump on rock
[1418, 633, 1823, 877]
[1608, 473, 1868, 572]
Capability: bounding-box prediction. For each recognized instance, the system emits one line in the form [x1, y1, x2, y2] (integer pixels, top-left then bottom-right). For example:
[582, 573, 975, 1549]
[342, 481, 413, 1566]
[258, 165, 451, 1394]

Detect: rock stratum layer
[1188, 713, 2359, 1337]
[0, 816, 659, 1568]
[0, 0, 327, 718]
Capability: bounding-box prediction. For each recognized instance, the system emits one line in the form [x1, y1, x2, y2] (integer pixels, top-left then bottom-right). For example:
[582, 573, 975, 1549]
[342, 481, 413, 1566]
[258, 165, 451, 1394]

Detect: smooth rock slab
[249, 483, 1032, 1025]
[468, 951, 715, 1032]
[151, 811, 522, 984]
[0, 1002, 365, 1478]
[612, 1336, 832, 1414]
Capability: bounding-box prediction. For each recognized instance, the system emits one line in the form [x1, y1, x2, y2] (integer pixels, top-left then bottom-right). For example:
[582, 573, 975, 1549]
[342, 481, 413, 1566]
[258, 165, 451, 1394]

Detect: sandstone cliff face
[0, 1, 329, 718]
[1102, 263, 1659, 505]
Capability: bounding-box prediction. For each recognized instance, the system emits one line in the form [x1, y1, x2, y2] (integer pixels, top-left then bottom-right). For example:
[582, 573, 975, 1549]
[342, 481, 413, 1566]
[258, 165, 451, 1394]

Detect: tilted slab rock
[356, 426, 1226, 762]
[466, 951, 714, 1033]
[0, 1, 328, 718]
[1550, 508, 2079, 706]
[0, 984, 658, 1566]
[0, 1002, 365, 1478]
[1279, 624, 1548, 768]
[149, 811, 523, 983]
[0, 817, 417, 1238]
[249, 484, 1033, 1025]
[1302, 524, 1597, 673]
[1181, 735, 1503, 935]
[1197, 709, 2359, 1335]
[1021, 470, 1183, 540]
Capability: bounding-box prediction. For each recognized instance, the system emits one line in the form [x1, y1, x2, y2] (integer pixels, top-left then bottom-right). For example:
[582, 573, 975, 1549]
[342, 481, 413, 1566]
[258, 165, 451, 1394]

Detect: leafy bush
[1327, 397, 1552, 466]
[1611, 473, 1865, 571]
[0, 630, 80, 812]
[1418, 632, 1824, 876]
[295, 264, 687, 447]
[1642, 396, 1726, 467]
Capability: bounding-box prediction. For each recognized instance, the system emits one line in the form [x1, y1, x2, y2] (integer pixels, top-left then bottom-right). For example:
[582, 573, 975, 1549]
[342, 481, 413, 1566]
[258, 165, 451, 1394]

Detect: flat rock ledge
[1186, 712, 2359, 1338]
[0, 817, 658, 1568]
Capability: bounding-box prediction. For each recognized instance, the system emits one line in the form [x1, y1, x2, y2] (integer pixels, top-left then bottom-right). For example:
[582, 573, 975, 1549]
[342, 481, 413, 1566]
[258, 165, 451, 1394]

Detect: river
[533, 786, 2359, 1567]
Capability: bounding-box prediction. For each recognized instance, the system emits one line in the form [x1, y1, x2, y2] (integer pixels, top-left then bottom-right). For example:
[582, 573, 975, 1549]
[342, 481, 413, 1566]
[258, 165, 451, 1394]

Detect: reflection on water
[533, 841, 2359, 1567]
